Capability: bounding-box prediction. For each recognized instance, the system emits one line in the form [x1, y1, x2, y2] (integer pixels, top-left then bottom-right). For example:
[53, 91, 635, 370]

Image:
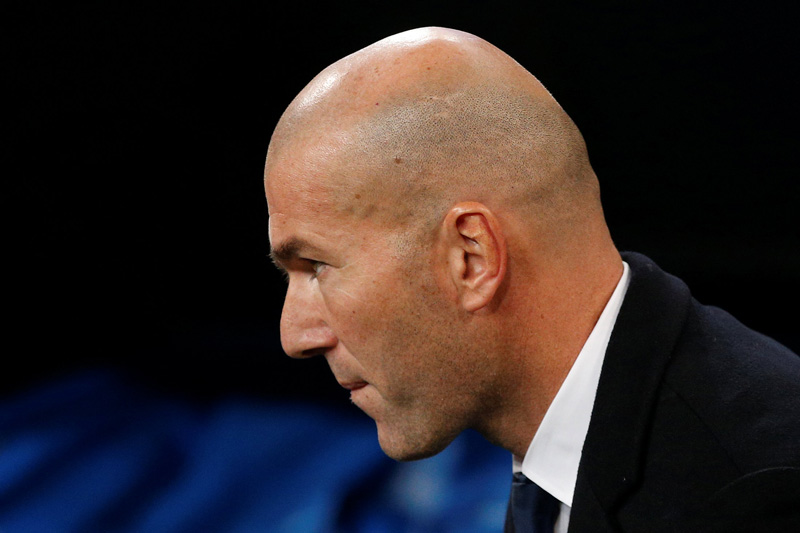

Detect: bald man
[264, 28, 800, 532]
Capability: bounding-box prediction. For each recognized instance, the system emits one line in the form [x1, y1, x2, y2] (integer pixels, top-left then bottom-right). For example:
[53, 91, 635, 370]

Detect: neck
[477, 246, 623, 458]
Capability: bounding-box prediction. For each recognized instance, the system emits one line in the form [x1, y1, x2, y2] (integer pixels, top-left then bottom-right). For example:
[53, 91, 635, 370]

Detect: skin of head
[265, 27, 623, 461]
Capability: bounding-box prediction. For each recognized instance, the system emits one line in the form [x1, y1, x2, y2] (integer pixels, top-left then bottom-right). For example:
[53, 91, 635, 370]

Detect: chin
[376, 423, 457, 462]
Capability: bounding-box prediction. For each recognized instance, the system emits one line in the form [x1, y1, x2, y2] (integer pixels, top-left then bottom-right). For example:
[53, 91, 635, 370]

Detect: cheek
[327, 289, 400, 346]
[324, 278, 420, 368]
[321, 263, 407, 334]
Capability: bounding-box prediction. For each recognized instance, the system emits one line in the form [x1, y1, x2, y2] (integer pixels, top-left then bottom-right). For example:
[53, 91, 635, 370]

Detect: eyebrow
[269, 237, 321, 270]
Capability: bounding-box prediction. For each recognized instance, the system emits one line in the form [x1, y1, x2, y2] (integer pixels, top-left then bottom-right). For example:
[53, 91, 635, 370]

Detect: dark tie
[504, 472, 560, 533]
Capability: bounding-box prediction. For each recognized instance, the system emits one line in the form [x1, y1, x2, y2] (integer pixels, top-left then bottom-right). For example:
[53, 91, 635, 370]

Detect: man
[264, 27, 800, 532]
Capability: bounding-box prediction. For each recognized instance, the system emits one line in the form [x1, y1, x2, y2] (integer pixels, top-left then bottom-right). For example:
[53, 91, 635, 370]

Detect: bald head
[266, 28, 623, 459]
[266, 27, 602, 244]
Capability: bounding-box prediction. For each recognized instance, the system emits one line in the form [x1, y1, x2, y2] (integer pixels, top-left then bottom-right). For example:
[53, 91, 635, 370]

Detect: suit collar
[571, 252, 692, 528]
[519, 262, 630, 507]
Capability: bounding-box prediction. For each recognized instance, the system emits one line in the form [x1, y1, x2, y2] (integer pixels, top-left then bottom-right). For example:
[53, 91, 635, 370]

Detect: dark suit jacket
[567, 252, 800, 532]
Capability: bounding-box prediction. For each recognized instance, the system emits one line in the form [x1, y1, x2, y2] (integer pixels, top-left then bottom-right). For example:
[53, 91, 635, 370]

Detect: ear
[440, 202, 507, 312]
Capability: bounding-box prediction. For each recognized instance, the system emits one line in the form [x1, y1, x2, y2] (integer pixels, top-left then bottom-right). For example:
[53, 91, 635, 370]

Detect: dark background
[9, 1, 798, 401]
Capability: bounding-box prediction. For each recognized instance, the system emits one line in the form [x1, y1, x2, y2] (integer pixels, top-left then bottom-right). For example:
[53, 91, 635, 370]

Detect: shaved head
[266, 27, 602, 247]
[265, 27, 622, 461]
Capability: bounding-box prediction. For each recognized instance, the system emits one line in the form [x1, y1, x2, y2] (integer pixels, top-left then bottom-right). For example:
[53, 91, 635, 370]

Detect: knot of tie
[505, 472, 560, 533]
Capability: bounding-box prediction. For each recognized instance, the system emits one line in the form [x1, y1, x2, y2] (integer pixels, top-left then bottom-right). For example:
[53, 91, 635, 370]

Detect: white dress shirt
[513, 261, 630, 533]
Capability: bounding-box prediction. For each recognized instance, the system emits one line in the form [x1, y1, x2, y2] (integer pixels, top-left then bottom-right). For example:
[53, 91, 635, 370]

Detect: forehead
[265, 133, 373, 250]
[266, 133, 340, 206]
[266, 123, 400, 224]
[267, 167, 339, 250]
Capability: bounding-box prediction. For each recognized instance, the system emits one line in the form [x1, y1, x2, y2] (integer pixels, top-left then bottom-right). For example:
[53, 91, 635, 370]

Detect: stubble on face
[266, 137, 510, 462]
[266, 100, 510, 463]
[349, 238, 504, 462]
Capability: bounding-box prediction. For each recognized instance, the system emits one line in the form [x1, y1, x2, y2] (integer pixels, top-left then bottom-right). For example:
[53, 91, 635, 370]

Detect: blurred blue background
[0, 370, 509, 532]
[7, 0, 798, 531]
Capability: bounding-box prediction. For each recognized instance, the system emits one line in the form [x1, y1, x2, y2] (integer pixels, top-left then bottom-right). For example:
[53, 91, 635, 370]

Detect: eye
[307, 259, 328, 279]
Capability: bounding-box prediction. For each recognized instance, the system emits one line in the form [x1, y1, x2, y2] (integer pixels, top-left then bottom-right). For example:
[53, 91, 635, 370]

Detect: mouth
[339, 380, 368, 392]
[339, 380, 369, 405]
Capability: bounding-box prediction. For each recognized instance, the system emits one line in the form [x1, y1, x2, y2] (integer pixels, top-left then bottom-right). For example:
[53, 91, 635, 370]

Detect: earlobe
[442, 202, 507, 312]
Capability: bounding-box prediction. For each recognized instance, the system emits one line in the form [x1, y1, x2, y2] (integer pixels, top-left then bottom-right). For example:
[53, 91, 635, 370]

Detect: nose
[280, 277, 338, 358]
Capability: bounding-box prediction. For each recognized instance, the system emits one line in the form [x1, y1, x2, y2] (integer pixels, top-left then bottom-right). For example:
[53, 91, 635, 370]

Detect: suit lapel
[570, 253, 692, 531]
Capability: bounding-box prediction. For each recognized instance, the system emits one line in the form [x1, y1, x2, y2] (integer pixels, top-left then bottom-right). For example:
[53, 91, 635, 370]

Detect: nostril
[301, 347, 327, 358]
[282, 324, 337, 359]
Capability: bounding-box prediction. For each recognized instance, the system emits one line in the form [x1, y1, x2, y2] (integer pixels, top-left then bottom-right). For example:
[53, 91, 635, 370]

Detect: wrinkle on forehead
[266, 142, 343, 214]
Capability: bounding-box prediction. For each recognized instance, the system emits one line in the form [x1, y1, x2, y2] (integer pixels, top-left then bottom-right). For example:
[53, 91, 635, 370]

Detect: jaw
[375, 417, 460, 462]
[368, 387, 474, 462]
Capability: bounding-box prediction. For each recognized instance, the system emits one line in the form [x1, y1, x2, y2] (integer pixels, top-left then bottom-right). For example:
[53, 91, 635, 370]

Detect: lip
[339, 381, 368, 391]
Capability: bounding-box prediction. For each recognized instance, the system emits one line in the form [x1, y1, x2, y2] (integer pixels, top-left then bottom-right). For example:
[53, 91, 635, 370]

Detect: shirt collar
[514, 261, 630, 506]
